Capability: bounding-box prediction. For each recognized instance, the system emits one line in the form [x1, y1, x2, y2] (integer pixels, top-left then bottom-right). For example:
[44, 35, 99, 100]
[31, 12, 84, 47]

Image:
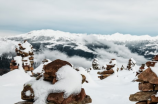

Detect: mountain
[4, 29, 158, 59]
[0, 29, 157, 75]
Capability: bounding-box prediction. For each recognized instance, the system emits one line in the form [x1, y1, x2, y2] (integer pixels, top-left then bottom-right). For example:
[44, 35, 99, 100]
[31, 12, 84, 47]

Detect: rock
[47, 92, 65, 104]
[98, 69, 114, 75]
[146, 61, 157, 67]
[98, 74, 111, 80]
[154, 85, 158, 90]
[106, 65, 115, 70]
[43, 59, 72, 84]
[81, 74, 86, 84]
[138, 67, 158, 84]
[47, 88, 88, 104]
[75, 88, 86, 101]
[139, 83, 154, 91]
[136, 101, 147, 104]
[129, 91, 156, 101]
[21, 85, 34, 101]
[151, 95, 158, 102]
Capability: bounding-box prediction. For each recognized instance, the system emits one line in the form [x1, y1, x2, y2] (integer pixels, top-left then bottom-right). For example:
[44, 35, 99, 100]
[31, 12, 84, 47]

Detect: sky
[0, 0, 158, 37]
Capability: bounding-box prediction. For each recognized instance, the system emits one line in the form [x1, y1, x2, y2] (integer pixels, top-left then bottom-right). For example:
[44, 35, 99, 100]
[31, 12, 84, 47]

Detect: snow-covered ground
[0, 64, 139, 104]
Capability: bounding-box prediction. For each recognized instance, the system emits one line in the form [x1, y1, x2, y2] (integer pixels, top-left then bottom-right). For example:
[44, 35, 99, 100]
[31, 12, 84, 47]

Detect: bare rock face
[21, 85, 34, 101]
[129, 91, 156, 101]
[139, 83, 154, 91]
[137, 68, 158, 84]
[43, 59, 72, 84]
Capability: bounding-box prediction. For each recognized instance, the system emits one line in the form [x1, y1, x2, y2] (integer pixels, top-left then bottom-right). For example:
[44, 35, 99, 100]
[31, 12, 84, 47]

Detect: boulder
[47, 88, 87, 104]
[43, 59, 72, 84]
[139, 83, 154, 91]
[138, 68, 158, 84]
[129, 91, 156, 101]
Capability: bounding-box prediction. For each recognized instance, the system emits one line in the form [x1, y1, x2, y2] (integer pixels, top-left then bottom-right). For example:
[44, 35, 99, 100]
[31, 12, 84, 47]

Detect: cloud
[0, 0, 158, 35]
[34, 50, 92, 68]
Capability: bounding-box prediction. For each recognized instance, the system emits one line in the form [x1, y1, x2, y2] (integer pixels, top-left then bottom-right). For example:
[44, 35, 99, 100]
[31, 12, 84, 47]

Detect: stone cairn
[126, 58, 136, 71]
[17, 59, 92, 104]
[92, 58, 100, 70]
[129, 55, 158, 104]
[10, 40, 34, 75]
[97, 59, 117, 80]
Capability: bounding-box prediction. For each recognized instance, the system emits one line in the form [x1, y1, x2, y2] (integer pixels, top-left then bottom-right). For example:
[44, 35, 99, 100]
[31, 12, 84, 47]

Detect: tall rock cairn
[10, 40, 34, 74]
[127, 58, 136, 70]
[129, 55, 158, 104]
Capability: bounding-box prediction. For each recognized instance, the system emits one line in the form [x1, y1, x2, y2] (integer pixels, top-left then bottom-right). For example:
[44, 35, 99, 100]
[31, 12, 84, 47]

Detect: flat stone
[129, 91, 156, 101]
[139, 83, 154, 91]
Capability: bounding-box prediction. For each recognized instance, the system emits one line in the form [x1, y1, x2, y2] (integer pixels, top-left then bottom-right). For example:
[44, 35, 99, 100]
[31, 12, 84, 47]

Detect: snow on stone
[131, 58, 136, 64]
[25, 65, 82, 104]
[21, 41, 33, 53]
[151, 63, 158, 77]
[14, 56, 22, 69]
[25, 90, 31, 96]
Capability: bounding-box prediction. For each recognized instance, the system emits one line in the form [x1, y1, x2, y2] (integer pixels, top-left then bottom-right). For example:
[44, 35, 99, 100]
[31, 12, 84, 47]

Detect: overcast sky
[0, 0, 158, 36]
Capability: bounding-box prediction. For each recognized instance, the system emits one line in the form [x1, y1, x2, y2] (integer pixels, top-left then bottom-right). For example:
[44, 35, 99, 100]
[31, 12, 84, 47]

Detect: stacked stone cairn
[17, 59, 92, 104]
[92, 58, 100, 70]
[10, 40, 34, 75]
[129, 55, 158, 104]
[126, 58, 136, 71]
[97, 59, 117, 80]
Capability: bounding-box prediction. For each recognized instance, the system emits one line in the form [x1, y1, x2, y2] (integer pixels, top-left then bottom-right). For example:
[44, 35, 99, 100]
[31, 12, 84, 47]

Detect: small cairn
[17, 59, 92, 104]
[92, 58, 100, 70]
[98, 59, 117, 80]
[10, 40, 34, 75]
[126, 58, 136, 71]
[129, 55, 158, 104]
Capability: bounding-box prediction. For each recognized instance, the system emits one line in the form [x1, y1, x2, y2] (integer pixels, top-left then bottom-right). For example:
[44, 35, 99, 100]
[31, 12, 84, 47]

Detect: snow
[33, 59, 52, 73]
[151, 63, 158, 77]
[0, 60, 141, 104]
[14, 56, 22, 69]
[25, 90, 31, 96]
[21, 41, 33, 53]
[0, 69, 32, 104]
[25, 65, 82, 104]
[131, 58, 136, 64]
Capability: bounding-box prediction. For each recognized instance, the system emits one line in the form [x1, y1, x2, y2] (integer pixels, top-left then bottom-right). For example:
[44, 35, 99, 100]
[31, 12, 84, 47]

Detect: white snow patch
[25, 90, 31, 96]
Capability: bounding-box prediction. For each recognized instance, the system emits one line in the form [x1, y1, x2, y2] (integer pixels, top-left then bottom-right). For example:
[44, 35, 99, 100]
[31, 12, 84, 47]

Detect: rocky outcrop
[129, 56, 158, 104]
